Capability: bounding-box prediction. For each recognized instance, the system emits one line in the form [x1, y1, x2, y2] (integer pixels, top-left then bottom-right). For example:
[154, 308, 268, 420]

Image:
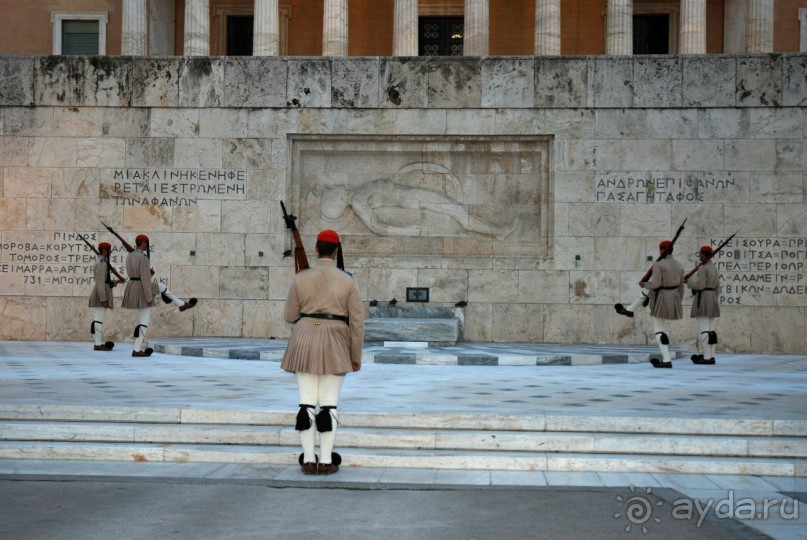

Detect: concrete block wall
[0, 53, 805, 353]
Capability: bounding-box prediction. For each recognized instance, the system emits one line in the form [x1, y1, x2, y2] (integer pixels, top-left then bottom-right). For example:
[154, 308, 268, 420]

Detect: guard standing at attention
[281, 229, 364, 475]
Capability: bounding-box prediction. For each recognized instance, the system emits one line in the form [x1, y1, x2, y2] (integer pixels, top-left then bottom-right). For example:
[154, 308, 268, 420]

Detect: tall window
[227, 16, 254, 55]
[419, 17, 463, 56]
[51, 12, 107, 55]
[214, 5, 290, 55]
[633, 14, 670, 54]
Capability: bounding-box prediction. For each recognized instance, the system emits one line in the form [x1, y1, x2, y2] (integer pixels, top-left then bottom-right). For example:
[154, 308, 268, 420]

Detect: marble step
[1, 405, 805, 436]
[2, 421, 806, 459]
[0, 441, 803, 476]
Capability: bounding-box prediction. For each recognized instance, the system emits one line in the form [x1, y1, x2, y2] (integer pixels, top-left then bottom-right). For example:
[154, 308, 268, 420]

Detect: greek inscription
[0, 232, 129, 290]
[711, 237, 807, 306]
[595, 173, 737, 203]
[105, 169, 247, 206]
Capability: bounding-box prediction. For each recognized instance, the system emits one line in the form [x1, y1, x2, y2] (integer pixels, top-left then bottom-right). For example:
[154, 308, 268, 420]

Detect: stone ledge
[15, 54, 802, 109]
[364, 317, 461, 346]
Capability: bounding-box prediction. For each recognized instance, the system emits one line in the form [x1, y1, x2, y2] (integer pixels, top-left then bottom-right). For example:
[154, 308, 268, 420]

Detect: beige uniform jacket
[88, 257, 113, 308]
[649, 255, 685, 320]
[122, 249, 154, 309]
[686, 261, 721, 318]
[281, 258, 364, 375]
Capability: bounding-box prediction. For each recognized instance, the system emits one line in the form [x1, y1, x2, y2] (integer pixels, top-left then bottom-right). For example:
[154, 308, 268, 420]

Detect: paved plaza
[0, 340, 805, 539]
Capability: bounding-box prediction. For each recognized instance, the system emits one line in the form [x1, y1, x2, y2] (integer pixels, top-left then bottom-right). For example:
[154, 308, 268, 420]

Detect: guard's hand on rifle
[117, 278, 126, 284]
[101, 300, 110, 308]
[150, 268, 155, 276]
[351, 361, 361, 372]
[639, 281, 649, 288]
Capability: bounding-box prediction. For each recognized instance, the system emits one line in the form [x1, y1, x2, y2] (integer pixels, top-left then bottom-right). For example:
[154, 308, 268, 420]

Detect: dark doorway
[418, 17, 464, 56]
[227, 16, 253, 56]
[633, 14, 669, 54]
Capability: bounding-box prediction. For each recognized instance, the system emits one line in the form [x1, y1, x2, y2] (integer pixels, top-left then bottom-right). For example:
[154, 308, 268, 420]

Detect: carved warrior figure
[319, 163, 515, 240]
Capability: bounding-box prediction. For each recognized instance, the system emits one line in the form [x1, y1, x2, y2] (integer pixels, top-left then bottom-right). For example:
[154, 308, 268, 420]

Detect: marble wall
[0, 54, 805, 353]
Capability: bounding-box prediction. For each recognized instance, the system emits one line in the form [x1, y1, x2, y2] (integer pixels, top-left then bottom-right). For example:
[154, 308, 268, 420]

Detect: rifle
[280, 201, 309, 273]
[684, 232, 738, 282]
[101, 221, 154, 275]
[75, 232, 126, 284]
[639, 218, 687, 285]
[100, 221, 134, 253]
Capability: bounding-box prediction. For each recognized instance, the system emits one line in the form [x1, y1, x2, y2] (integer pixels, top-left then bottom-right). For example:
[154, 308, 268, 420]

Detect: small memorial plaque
[406, 287, 430, 303]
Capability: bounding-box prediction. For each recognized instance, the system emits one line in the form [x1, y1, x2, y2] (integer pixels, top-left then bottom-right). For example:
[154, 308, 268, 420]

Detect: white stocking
[295, 373, 318, 463]
[317, 375, 345, 465]
[696, 317, 710, 357]
[652, 317, 671, 363]
[133, 307, 152, 352]
[93, 307, 107, 345]
[158, 281, 185, 308]
[626, 289, 650, 312]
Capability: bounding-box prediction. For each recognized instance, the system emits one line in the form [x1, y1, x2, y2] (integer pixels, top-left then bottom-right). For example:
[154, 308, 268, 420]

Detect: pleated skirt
[650, 289, 683, 320]
[88, 285, 114, 309]
[281, 318, 353, 375]
[690, 290, 720, 318]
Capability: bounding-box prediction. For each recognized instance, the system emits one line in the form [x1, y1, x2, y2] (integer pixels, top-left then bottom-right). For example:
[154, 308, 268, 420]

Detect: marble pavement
[0, 340, 806, 538]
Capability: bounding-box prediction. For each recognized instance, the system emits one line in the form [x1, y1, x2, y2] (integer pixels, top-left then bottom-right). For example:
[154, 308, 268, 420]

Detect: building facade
[2, 1, 807, 57]
[1, 1, 806, 353]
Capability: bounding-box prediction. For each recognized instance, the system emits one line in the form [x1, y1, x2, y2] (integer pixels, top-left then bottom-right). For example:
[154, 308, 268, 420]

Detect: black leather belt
[300, 313, 348, 323]
[696, 288, 716, 308]
[130, 277, 141, 281]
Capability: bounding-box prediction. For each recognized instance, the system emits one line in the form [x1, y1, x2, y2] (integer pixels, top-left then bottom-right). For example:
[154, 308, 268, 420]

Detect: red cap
[135, 234, 149, 244]
[317, 229, 340, 244]
[98, 242, 111, 251]
[700, 245, 714, 255]
[659, 240, 672, 249]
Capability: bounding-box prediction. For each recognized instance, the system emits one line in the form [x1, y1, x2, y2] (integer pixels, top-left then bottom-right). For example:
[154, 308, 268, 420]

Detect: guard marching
[88, 241, 120, 351]
[686, 245, 721, 365]
[645, 240, 685, 368]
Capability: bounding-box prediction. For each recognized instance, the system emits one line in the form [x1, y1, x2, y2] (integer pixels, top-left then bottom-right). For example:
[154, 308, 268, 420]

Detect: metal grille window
[419, 17, 463, 56]
[62, 20, 100, 55]
[52, 12, 107, 55]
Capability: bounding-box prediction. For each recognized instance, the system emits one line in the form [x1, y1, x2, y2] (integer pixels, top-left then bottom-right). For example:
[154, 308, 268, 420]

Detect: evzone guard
[615, 220, 687, 368]
[78, 234, 126, 351]
[103, 223, 197, 357]
[280, 202, 364, 475]
[644, 240, 685, 368]
[684, 234, 734, 365]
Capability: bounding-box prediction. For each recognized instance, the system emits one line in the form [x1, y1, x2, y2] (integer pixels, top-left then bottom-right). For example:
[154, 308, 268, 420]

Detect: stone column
[534, 0, 561, 55]
[122, 0, 148, 55]
[253, 0, 279, 55]
[746, 0, 773, 53]
[464, 0, 489, 56]
[800, 9, 807, 53]
[605, 0, 632, 55]
[184, 0, 210, 56]
[323, 0, 348, 56]
[679, 0, 706, 54]
[393, 0, 418, 56]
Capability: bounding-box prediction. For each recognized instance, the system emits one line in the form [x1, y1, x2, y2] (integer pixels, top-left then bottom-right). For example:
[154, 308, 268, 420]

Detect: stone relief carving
[319, 163, 515, 240]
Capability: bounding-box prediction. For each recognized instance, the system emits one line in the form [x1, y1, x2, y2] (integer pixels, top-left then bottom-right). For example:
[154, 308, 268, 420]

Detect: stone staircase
[0, 405, 805, 477]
